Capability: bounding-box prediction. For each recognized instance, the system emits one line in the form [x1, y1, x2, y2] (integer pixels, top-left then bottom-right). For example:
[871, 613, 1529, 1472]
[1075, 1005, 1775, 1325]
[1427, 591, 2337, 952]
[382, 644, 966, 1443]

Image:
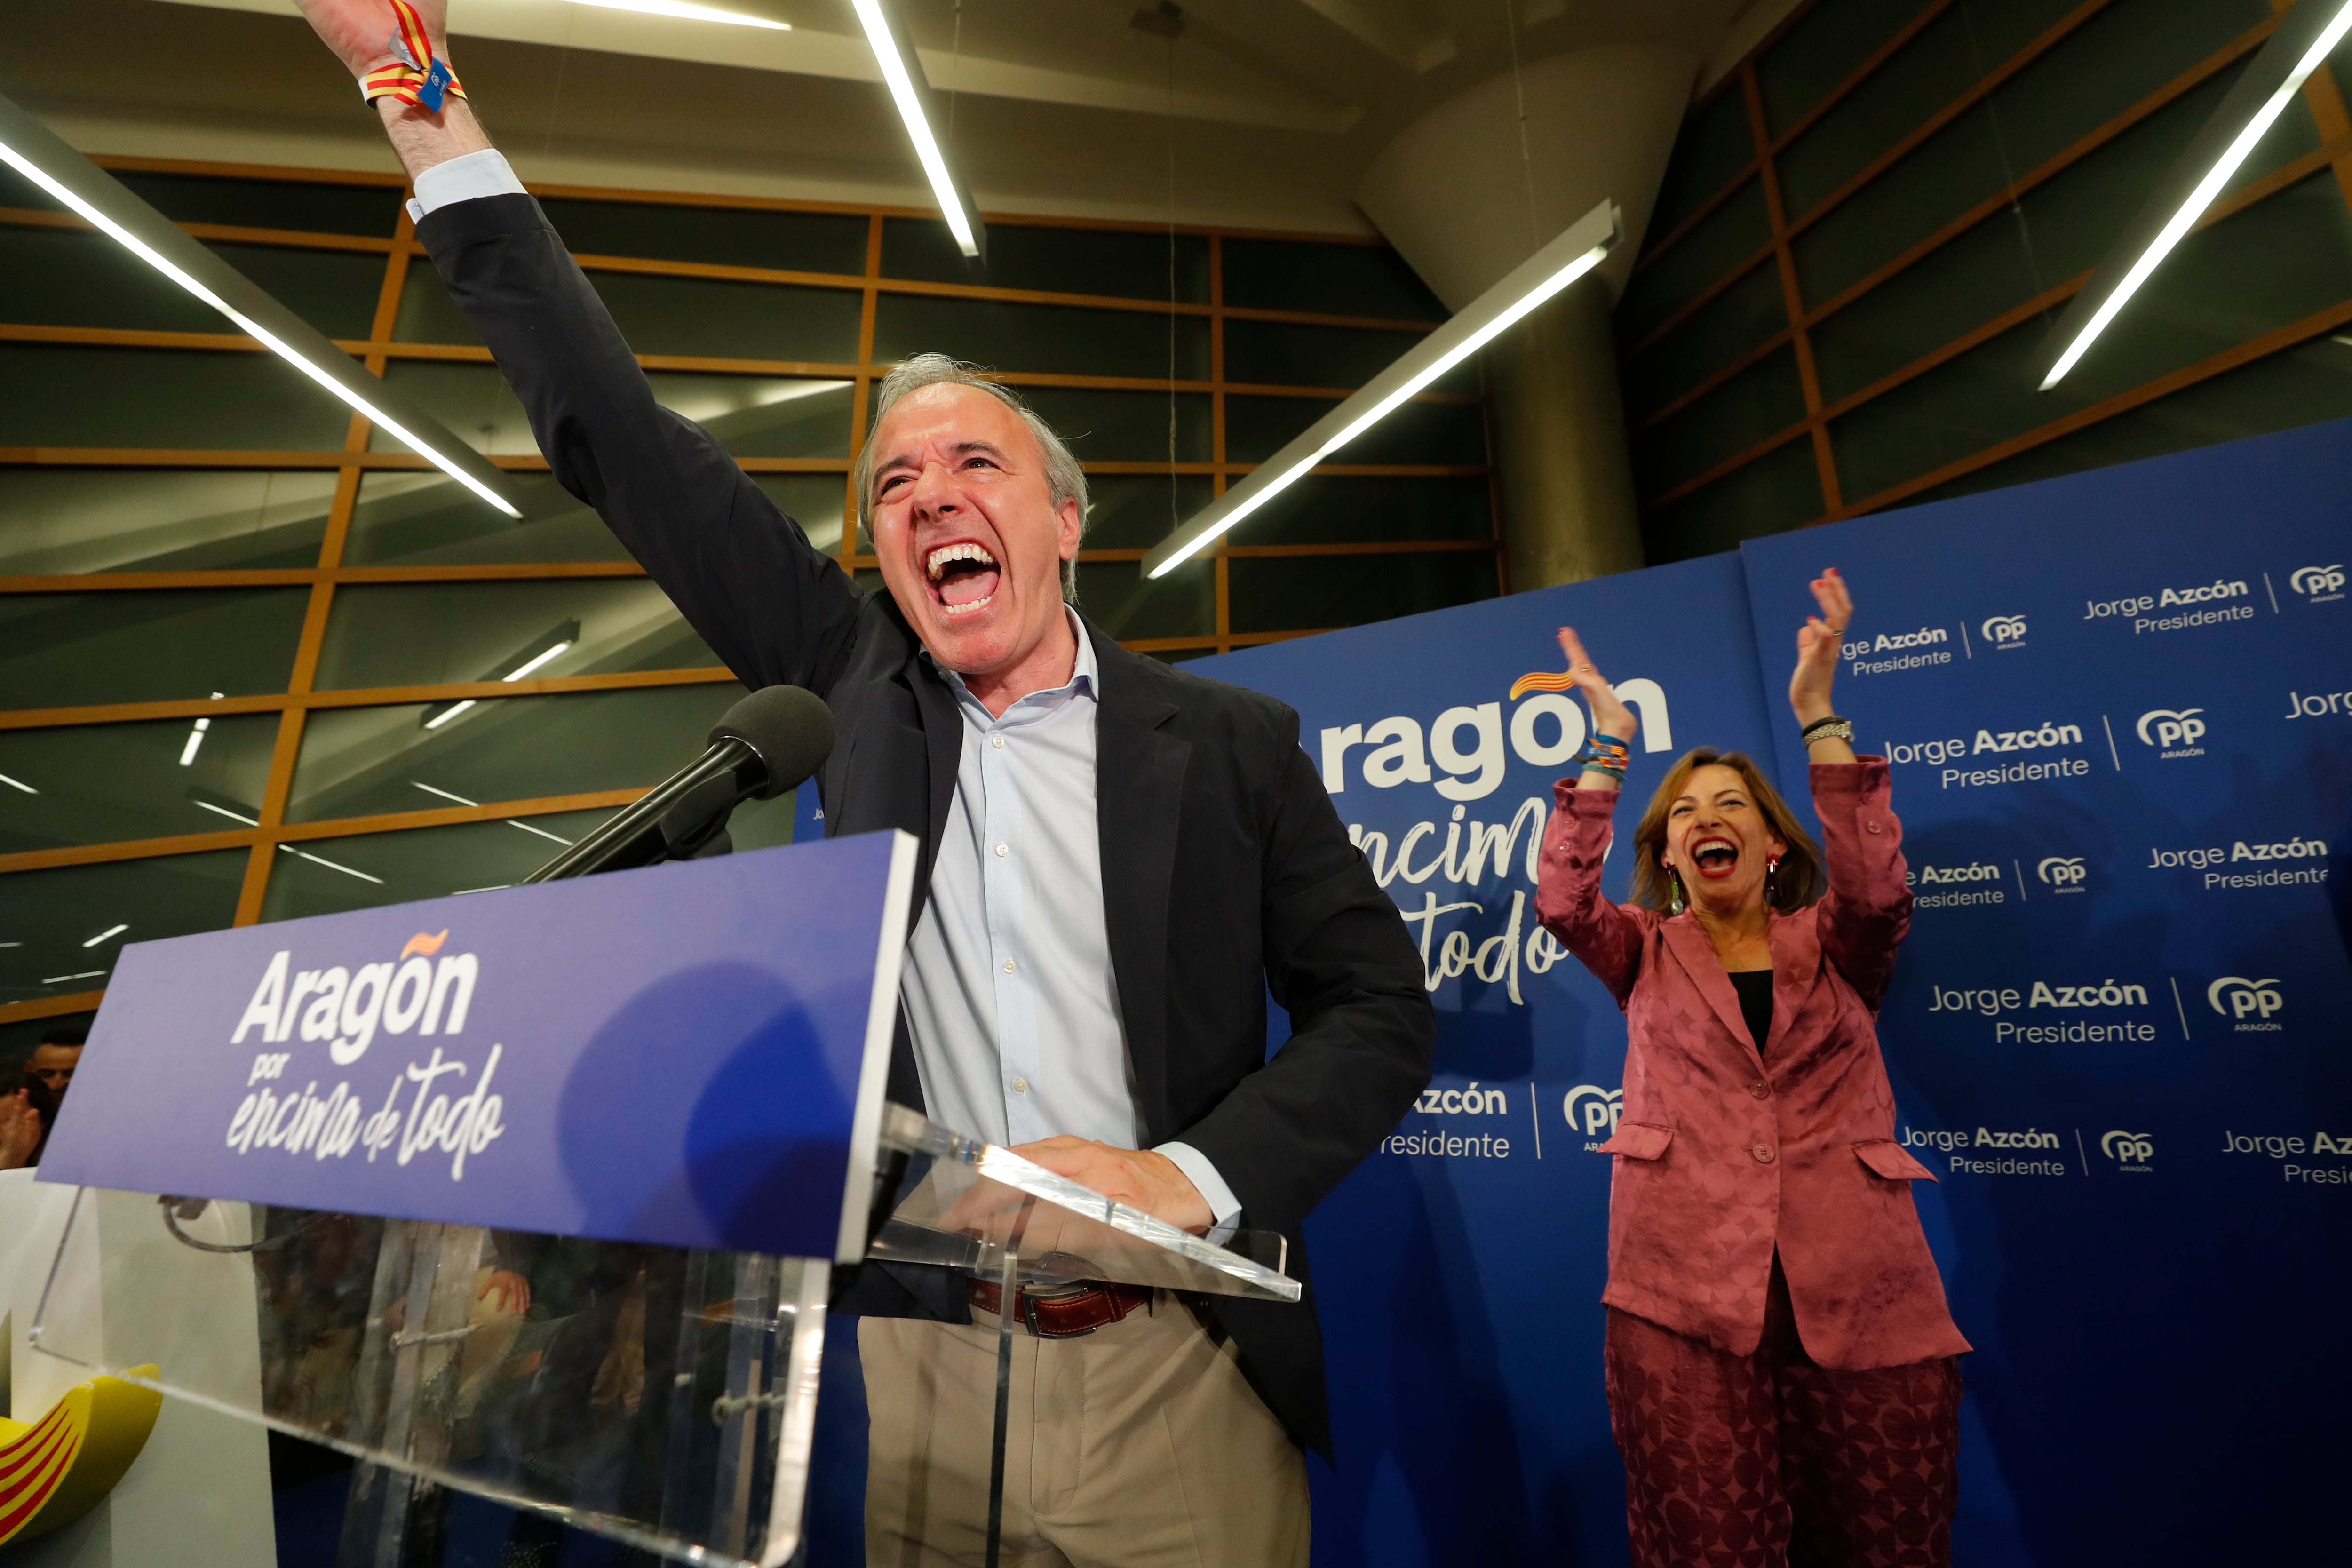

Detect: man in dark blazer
[292, 4, 1432, 1560]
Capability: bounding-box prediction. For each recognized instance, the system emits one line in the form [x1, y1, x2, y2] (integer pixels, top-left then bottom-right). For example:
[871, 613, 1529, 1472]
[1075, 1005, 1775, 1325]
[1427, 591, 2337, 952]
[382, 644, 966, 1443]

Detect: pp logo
[2136, 708, 2206, 749]
[1980, 614, 2028, 646]
[2099, 1130, 2154, 1167]
[2289, 564, 2344, 599]
[2207, 975, 2283, 1021]
[1564, 1084, 1623, 1138]
[2036, 856, 2087, 890]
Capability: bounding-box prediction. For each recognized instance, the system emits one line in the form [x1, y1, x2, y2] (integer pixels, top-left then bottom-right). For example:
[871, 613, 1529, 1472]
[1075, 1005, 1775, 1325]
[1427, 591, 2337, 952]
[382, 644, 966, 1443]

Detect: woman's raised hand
[1557, 627, 1637, 744]
[1789, 567, 1851, 726]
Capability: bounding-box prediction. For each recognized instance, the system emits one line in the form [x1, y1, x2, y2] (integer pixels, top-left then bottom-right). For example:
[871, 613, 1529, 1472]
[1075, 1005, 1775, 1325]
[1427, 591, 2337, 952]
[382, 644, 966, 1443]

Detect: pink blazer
[1534, 758, 1969, 1370]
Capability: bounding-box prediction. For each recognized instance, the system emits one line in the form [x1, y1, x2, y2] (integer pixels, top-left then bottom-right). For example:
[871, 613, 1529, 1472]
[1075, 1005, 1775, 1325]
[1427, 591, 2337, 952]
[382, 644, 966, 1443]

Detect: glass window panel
[644, 375, 854, 459]
[1641, 439, 1825, 565]
[369, 364, 853, 460]
[1832, 173, 2352, 503]
[587, 270, 862, 363]
[1242, 475, 1493, 546]
[0, 470, 334, 573]
[0, 713, 280, 853]
[1228, 549, 1497, 635]
[538, 197, 869, 275]
[0, 228, 387, 338]
[1774, 0, 2081, 220]
[1073, 560, 1212, 641]
[284, 684, 749, 822]
[1222, 319, 1426, 389]
[1218, 239, 1443, 320]
[1224, 395, 1485, 466]
[0, 160, 65, 214]
[881, 220, 1210, 302]
[1899, 334, 2352, 509]
[391, 260, 480, 345]
[0, 344, 352, 450]
[312, 581, 718, 691]
[1975, 0, 2276, 178]
[1616, 181, 1771, 345]
[0, 589, 309, 708]
[1624, 262, 1788, 422]
[749, 473, 849, 558]
[1079, 474, 1214, 550]
[1648, 92, 1756, 239]
[1017, 388, 1211, 463]
[0, 851, 249, 1004]
[208, 242, 389, 341]
[258, 810, 617, 920]
[873, 294, 1212, 380]
[1633, 347, 1809, 499]
[345, 471, 631, 566]
[1757, 0, 1941, 136]
[113, 172, 403, 239]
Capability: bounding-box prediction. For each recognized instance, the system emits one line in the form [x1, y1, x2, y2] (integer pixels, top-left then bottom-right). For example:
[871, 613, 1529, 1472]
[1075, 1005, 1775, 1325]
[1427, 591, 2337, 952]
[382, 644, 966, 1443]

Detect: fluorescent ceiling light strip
[413, 781, 481, 806]
[424, 699, 477, 730]
[1146, 201, 1620, 579]
[191, 798, 261, 826]
[567, 0, 789, 27]
[508, 819, 576, 845]
[0, 772, 36, 794]
[849, 0, 982, 257]
[0, 128, 520, 518]
[82, 923, 129, 947]
[278, 845, 385, 885]
[503, 640, 572, 680]
[2042, 0, 2352, 389]
[43, 971, 108, 985]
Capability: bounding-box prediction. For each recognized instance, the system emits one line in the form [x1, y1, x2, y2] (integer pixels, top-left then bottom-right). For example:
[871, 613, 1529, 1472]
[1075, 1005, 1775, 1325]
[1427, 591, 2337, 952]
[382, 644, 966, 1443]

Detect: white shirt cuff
[405, 148, 527, 224]
[1153, 1140, 1242, 1244]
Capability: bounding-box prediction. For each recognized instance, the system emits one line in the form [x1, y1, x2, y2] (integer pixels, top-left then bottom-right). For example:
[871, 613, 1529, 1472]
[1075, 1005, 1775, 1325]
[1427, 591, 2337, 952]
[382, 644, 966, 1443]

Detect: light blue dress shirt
[901, 609, 1240, 1231]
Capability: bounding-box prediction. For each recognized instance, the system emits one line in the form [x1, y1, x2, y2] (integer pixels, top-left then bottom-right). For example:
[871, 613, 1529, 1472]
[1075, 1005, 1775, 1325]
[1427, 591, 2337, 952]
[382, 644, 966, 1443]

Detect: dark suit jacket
[417, 193, 1433, 1455]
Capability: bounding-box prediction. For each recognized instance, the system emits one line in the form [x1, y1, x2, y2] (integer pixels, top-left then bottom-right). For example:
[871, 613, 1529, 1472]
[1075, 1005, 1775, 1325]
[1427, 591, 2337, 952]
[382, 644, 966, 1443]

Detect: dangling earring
[1666, 863, 1684, 915]
[1767, 856, 1779, 902]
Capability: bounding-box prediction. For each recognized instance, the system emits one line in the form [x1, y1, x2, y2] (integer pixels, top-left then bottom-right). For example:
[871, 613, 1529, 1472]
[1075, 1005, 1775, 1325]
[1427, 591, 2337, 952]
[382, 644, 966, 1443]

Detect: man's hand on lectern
[1012, 1138, 1215, 1236]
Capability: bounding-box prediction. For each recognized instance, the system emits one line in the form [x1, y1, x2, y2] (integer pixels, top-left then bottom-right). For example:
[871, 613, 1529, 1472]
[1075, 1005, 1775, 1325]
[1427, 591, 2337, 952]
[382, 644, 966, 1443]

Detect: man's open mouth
[1691, 836, 1740, 879]
[926, 541, 1001, 618]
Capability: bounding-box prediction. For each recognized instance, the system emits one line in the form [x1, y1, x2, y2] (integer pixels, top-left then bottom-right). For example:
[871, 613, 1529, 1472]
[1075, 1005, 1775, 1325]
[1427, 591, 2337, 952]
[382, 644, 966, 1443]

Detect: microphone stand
[520, 736, 763, 883]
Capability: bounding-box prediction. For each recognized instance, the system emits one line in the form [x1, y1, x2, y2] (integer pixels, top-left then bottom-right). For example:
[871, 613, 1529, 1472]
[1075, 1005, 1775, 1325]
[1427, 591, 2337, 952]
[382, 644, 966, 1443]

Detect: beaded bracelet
[1801, 715, 1854, 746]
[1575, 733, 1632, 779]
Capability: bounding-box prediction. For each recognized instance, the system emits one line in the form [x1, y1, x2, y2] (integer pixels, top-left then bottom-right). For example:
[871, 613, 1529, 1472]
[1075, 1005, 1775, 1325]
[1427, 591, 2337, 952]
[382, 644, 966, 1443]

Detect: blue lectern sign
[40, 831, 918, 1261]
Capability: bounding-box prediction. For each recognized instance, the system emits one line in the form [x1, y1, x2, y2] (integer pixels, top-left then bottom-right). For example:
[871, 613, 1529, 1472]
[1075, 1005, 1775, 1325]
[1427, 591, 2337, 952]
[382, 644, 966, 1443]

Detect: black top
[1729, 969, 1774, 1055]
[413, 192, 1436, 1457]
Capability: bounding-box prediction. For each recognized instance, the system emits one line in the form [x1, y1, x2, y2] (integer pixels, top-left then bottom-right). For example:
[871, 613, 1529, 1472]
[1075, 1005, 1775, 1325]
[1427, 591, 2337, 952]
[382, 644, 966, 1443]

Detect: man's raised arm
[293, 0, 860, 693]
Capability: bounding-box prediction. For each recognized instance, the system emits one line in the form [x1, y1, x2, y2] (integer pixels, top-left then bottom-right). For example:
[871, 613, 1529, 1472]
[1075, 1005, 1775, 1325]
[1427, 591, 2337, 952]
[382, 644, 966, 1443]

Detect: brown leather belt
[967, 1274, 1152, 1338]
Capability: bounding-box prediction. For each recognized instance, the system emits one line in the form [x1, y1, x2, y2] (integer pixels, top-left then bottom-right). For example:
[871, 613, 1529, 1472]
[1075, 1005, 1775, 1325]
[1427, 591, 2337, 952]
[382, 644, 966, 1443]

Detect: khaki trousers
[859, 1294, 1309, 1568]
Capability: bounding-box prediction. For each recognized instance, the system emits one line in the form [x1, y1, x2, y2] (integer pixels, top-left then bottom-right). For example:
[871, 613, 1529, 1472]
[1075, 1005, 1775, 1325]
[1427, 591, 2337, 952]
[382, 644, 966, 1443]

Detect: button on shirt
[899, 609, 1240, 1229]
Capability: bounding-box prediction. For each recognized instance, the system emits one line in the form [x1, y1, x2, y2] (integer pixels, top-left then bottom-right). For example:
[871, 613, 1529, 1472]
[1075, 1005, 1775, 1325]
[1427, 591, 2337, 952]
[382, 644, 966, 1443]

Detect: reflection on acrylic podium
[26, 1105, 1298, 1567]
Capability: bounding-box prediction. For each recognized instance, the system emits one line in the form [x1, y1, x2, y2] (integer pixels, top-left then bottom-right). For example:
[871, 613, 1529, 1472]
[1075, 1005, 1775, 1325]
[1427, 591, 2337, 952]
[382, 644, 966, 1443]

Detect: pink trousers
[1603, 1263, 1963, 1568]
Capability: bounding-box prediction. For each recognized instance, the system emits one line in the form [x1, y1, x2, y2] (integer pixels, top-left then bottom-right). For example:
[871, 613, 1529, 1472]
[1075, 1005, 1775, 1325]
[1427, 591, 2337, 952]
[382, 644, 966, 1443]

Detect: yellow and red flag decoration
[362, 0, 466, 112]
[1507, 669, 1579, 701]
[0, 1366, 163, 1546]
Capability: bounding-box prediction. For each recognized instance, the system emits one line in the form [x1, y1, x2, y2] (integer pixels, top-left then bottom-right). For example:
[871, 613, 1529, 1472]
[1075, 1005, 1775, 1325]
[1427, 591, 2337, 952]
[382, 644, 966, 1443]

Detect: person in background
[1534, 568, 1970, 1568]
[0, 1027, 82, 1170]
[27, 1028, 83, 1105]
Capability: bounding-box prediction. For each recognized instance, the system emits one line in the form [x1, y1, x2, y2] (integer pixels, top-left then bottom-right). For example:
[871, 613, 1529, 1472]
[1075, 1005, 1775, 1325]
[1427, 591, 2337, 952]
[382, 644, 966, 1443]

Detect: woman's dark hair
[1628, 747, 1825, 915]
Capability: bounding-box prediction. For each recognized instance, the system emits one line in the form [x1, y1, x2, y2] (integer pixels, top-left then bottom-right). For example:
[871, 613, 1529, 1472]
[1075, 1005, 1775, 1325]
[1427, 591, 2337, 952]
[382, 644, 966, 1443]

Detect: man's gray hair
[853, 353, 1088, 598]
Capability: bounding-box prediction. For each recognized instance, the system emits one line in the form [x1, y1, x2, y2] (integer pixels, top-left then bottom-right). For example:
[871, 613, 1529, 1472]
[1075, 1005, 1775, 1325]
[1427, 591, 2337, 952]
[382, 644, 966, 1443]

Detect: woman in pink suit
[1534, 567, 1969, 1568]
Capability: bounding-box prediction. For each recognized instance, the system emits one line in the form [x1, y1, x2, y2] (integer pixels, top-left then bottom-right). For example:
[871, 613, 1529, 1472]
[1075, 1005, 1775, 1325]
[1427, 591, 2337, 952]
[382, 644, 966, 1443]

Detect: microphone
[522, 685, 836, 883]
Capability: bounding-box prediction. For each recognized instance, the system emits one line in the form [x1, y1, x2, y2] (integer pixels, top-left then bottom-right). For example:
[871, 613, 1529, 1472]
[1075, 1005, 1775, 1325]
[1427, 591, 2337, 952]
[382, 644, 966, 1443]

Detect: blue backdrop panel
[1740, 422, 2352, 1566]
[1192, 554, 1775, 1567]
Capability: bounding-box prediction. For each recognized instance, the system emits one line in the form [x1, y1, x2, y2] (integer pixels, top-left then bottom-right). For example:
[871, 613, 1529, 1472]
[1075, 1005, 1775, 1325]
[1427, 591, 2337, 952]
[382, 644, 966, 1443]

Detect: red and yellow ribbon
[361, 0, 465, 111]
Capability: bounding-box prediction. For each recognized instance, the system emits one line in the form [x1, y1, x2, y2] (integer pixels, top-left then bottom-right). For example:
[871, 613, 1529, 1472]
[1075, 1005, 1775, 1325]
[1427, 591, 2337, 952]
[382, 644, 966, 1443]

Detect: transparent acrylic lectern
[27, 1103, 1299, 1567]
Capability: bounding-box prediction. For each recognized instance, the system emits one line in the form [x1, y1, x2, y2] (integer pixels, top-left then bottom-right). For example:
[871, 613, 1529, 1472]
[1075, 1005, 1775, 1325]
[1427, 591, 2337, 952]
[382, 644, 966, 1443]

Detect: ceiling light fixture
[178, 691, 225, 767]
[848, 0, 988, 258]
[567, 0, 790, 27]
[2040, 0, 2352, 389]
[82, 923, 128, 948]
[421, 620, 580, 729]
[0, 91, 519, 517]
[0, 772, 36, 794]
[1144, 199, 1621, 579]
[42, 970, 109, 986]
